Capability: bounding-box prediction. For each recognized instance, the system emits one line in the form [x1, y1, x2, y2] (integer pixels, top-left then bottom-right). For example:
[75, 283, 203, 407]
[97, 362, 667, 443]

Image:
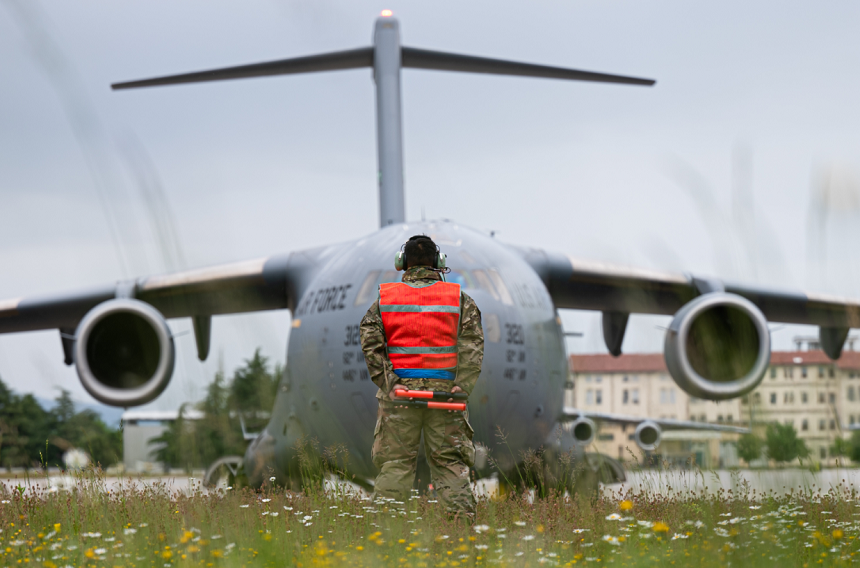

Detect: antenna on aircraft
[112, 14, 655, 228]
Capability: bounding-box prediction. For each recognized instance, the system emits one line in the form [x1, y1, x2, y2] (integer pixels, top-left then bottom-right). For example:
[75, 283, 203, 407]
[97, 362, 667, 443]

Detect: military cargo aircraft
[2, 13, 858, 490]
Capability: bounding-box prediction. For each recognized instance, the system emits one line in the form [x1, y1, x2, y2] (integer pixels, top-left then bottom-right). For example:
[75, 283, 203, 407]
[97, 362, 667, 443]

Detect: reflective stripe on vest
[379, 281, 461, 380]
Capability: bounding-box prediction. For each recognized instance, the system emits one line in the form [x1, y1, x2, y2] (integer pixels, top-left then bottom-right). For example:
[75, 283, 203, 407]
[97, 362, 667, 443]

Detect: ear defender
[436, 252, 447, 270]
[395, 250, 405, 271]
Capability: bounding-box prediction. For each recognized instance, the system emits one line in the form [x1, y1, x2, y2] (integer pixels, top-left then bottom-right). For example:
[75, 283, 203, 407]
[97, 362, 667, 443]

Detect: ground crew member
[360, 235, 484, 517]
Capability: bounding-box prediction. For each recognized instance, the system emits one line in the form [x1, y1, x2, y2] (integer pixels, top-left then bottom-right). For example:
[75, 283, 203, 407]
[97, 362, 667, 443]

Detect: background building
[121, 409, 203, 473]
[568, 337, 860, 467]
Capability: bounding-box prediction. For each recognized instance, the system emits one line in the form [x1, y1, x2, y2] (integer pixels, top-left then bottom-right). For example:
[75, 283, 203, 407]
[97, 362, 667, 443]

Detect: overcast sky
[1, 1, 859, 412]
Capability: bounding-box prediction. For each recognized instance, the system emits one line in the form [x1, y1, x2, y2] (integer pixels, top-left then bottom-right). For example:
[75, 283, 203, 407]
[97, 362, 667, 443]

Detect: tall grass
[2, 448, 860, 567]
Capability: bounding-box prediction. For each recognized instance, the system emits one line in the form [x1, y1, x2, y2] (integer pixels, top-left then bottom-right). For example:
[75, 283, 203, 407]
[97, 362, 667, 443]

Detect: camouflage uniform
[360, 266, 484, 515]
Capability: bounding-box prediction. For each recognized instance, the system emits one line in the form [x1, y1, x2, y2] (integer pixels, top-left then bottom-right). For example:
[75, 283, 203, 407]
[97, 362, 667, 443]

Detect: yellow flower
[53, 524, 60, 533]
[652, 522, 669, 533]
[356, 546, 364, 551]
[84, 549, 95, 559]
[537, 525, 545, 533]
[620, 500, 633, 512]
[162, 550, 173, 560]
[833, 529, 844, 540]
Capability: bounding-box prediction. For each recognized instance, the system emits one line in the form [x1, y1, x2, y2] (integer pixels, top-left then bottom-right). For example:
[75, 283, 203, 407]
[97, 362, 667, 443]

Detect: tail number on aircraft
[505, 323, 525, 345]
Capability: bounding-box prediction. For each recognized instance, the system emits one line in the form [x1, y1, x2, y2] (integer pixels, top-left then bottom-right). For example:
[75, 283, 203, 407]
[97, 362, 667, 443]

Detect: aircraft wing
[520, 249, 860, 331]
[0, 254, 306, 335]
[562, 407, 749, 434]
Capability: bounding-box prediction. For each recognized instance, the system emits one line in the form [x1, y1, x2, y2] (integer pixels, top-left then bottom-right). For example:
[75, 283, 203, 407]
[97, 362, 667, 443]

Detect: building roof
[570, 350, 860, 373]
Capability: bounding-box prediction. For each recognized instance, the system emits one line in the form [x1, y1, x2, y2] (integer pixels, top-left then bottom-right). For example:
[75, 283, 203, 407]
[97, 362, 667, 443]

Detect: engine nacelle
[664, 292, 770, 401]
[73, 299, 175, 407]
[568, 417, 596, 446]
[634, 420, 661, 451]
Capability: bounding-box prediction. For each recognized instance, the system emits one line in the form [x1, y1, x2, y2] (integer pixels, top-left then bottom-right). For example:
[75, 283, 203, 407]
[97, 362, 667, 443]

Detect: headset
[395, 235, 447, 272]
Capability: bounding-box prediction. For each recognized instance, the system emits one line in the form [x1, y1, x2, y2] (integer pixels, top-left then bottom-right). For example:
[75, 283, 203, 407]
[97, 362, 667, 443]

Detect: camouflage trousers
[372, 397, 476, 516]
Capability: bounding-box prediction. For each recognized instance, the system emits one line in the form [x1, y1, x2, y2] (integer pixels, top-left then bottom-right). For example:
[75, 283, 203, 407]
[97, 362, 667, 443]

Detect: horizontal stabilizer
[112, 47, 373, 90]
[401, 47, 655, 86]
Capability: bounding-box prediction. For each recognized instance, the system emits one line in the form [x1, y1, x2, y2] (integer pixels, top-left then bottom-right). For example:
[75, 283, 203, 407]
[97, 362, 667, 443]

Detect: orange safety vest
[379, 281, 461, 380]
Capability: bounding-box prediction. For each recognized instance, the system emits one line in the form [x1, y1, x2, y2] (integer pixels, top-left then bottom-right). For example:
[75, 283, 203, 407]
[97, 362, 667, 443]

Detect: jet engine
[664, 292, 770, 401]
[73, 299, 175, 407]
[568, 417, 596, 446]
[634, 420, 661, 451]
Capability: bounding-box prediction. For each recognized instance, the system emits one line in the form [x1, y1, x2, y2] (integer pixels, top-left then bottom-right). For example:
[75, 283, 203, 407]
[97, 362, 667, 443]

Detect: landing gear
[203, 456, 245, 489]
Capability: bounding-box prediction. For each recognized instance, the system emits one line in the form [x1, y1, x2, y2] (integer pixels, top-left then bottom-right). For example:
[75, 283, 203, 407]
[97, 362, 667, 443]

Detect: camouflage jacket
[360, 266, 484, 399]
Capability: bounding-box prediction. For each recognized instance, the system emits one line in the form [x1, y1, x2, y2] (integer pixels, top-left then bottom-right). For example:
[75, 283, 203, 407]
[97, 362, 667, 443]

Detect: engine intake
[568, 417, 596, 446]
[664, 292, 770, 401]
[634, 420, 661, 451]
[73, 299, 175, 407]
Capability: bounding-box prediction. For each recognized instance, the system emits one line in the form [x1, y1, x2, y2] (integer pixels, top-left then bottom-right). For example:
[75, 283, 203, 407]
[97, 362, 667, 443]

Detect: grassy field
[2, 470, 860, 568]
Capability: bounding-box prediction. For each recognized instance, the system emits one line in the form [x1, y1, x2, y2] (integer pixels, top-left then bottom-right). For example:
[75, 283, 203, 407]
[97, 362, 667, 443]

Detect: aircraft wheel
[203, 456, 245, 489]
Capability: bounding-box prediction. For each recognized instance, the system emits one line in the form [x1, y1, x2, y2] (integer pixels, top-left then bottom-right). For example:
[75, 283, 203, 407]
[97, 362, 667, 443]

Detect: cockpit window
[354, 271, 380, 306]
[447, 269, 474, 289]
[487, 269, 514, 306]
[472, 270, 500, 301]
[354, 270, 402, 307]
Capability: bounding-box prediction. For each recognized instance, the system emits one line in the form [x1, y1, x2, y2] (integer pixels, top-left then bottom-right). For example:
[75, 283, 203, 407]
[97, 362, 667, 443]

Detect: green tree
[151, 352, 279, 470]
[0, 377, 121, 469]
[845, 431, 860, 463]
[736, 432, 765, 464]
[831, 436, 851, 459]
[765, 422, 809, 464]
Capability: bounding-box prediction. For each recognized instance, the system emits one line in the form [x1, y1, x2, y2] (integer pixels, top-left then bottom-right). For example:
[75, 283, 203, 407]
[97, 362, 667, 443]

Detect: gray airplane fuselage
[248, 220, 568, 484]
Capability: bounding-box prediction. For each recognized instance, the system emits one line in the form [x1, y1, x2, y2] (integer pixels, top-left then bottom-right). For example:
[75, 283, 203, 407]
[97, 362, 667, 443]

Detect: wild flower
[619, 500, 633, 512]
[671, 533, 688, 540]
[476, 544, 489, 550]
[474, 524, 490, 533]
[522, 535, 535, 541]
[652, 522, 669, 533]
[572, 529, 590, 534]
[605, 514, 623, 521]
[262, 499, 272, 503]
[240, 505, 250, 509]
[123, 528, 137, 535]
[602, 535, 621, 546]
[514, 521, 526, 527]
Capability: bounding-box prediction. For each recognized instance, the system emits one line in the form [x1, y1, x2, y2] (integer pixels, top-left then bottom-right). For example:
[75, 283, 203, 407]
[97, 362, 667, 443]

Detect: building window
[754, 392, 762, 404]
[623, 375, 629, 382]
[623, 389, 629, 404]
[784, 392, 795, 404]
[801, 367, 808, 378]
[819, 392, 826, 403]
[829, 393, 836, 404]
[700, 414, 707, 422]
[586, 390, 593, 405]
[801, 392, 808, 404]
[595, 376, 602, 383]
[829, 367, 836, 378]
[717, 415, 724, 423]
[727, 415, 733, 423]
[784, 367, 793, 379]
[819, 366, 825, 378]
[849, 387, 856, 402]
[851, 416, 856, 426]
[596, 390, 603, 405]
[819, 419, 826, 431]
[802, 419, 809, 431]
[770, 367, 777, 378]
[770, 393, 777, 404]
[820, 447, 827, 459]
[632, 389, 640, 404]
[830, 419, 836, 430]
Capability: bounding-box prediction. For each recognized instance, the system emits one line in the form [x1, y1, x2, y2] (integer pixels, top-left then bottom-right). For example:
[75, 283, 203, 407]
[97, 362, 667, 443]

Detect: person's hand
[389, 384, 407, 401]
[448, 385, 463, 403]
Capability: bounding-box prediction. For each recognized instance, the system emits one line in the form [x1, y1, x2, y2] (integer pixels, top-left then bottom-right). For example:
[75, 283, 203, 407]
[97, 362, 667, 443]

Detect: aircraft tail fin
[400, 47, 654, 86]
[112, 15, 655, 228]
[111, 47, 374, 90]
